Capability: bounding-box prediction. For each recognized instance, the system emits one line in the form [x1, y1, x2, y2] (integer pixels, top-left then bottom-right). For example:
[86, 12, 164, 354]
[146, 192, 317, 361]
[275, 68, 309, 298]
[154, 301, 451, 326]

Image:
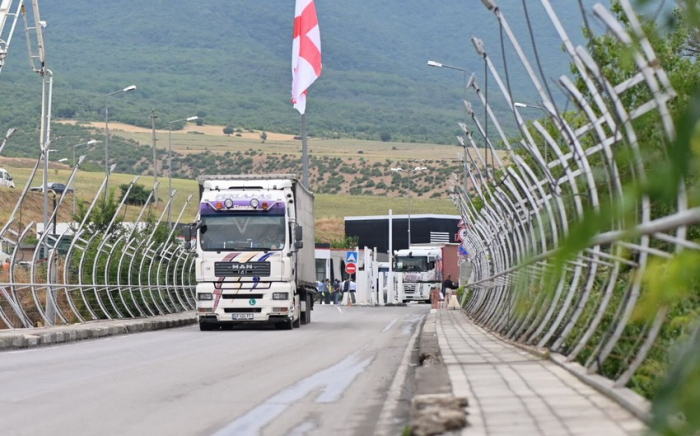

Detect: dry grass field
[1, 121, 484, 242]
[0, 156, 459, 242]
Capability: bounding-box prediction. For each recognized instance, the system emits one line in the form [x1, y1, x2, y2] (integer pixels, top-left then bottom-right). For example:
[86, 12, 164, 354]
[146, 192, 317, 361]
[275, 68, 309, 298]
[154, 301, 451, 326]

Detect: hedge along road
[0, 305, 429, 436]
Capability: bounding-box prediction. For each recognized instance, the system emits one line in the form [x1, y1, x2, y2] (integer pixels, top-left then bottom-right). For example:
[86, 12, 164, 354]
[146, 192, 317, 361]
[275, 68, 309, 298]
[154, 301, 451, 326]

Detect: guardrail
[452, 0, 700, 403]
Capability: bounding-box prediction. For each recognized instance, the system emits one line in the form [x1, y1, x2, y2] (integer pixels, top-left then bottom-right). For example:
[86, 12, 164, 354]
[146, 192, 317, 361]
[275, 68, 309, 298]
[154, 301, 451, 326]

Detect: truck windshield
[199, 214, 286, 251]
[396, 256, 428, 272]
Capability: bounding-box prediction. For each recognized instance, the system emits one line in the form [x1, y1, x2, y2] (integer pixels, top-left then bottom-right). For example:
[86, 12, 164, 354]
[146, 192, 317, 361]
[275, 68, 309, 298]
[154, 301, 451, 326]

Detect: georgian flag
[291, 0, 322, 115]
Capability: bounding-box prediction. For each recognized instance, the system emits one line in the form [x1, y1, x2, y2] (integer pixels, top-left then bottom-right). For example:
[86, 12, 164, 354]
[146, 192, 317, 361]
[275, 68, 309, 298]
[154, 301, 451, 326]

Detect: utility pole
[151, 109, 158, 205]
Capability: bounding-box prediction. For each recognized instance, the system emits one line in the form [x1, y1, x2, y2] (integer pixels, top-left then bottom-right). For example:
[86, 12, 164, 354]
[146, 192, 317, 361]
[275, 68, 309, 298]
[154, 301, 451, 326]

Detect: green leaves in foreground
[633, 253, 700, 323]
[635, 251, 700, 436]
[649, 325, 700, 436]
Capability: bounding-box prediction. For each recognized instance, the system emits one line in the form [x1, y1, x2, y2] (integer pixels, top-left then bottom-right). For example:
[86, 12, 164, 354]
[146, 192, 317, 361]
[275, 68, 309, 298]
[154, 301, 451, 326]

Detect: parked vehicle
[29, 182, 74, 194]
[394, 244, 460, 303]
[187, 174, 316, 331]
[0, 168, 15, 188]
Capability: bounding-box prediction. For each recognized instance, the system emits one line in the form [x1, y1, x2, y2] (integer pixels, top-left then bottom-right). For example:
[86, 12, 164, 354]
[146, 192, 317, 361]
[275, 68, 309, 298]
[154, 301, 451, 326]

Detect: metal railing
[0, 165, 196, 329]
[452, 0, 700, 398]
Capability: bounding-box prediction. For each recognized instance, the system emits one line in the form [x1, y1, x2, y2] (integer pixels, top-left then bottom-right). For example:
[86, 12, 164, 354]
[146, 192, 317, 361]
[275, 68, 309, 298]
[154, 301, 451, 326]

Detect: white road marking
[374, 314, 425, 436]
[382, 317, 398, 332]
[212, 352, 373, 436]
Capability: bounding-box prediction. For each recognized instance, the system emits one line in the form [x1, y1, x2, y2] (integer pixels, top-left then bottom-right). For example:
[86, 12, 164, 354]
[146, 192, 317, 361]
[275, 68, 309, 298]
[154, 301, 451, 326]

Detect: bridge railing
[452, 0, 700, 401]
[0, 164, 196, 329]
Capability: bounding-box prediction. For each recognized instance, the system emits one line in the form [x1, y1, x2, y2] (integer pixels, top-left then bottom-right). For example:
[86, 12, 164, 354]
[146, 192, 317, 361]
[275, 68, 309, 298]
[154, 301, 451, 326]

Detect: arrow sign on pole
[346, 251, 358, 263]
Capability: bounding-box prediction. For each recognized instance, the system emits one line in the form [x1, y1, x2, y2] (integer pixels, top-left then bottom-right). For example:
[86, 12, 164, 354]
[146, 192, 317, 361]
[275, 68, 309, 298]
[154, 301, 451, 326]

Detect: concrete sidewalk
[0, 312, 196, 351]
[435, 309, 649, 436]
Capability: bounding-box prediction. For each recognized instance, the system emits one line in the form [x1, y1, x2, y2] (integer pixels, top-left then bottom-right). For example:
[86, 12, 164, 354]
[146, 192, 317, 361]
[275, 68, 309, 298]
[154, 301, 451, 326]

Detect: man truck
[394, 244, 460, 303]
[188, 174, 316, 330]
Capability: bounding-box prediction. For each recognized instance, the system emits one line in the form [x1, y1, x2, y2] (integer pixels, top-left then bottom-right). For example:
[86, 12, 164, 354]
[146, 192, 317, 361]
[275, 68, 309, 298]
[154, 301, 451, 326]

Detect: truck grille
[215, 262, 271, 277]
[222, 293, 264, 299]
[223, 308, 262, 313]
[404, 283, 417, 293]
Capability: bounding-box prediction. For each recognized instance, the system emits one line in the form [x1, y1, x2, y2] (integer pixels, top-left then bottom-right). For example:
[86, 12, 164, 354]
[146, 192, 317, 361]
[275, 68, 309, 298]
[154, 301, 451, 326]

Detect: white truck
[188, 174, 316, 330]
[394, 245, 459, 303]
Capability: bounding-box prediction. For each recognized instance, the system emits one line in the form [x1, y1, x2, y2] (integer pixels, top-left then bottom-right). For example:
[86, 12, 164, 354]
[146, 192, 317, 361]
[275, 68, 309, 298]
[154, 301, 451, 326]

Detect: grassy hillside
[0, 0, 599, 159]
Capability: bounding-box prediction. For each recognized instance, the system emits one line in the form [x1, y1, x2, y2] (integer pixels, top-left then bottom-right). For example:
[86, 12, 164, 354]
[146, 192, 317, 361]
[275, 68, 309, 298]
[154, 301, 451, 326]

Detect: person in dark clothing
[441, 274, 458, 300]
[323, 278, 332, 304]
[332, 279, 341, 305]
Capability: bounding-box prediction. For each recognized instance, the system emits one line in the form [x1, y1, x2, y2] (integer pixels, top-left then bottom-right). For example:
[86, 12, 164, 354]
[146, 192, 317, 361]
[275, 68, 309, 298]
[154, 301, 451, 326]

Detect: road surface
[0, 305, 429, 436]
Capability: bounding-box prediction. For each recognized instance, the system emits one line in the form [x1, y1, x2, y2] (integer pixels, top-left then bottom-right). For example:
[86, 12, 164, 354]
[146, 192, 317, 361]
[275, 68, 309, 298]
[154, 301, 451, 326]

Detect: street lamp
[514, 101, 549, 162]
[105, 85, 137, 201]
[391, 166, 426, 246]
[428, 59, 473, 184]
[0, 127, 17, 155]
[167, 116, 198, 228]
[72, 139, 98, 215]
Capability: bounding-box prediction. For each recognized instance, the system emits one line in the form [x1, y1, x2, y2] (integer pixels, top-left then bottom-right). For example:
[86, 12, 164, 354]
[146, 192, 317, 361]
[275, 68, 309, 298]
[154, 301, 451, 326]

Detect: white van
[0, 168, 15, 188]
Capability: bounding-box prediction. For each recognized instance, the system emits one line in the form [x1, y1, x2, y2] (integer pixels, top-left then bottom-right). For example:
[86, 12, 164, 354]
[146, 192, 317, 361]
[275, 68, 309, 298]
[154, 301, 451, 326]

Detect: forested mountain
[1, 0, 602, 158]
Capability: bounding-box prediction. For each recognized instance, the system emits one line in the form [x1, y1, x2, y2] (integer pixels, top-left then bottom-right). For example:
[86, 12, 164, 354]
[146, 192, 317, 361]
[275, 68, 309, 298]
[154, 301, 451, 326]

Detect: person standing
[319, 279, 328, 305]
[348, 278, 357, 306]
[323, 278, 332, 305]
[332, 278, 341, 305]
[441, 274, 458, 303]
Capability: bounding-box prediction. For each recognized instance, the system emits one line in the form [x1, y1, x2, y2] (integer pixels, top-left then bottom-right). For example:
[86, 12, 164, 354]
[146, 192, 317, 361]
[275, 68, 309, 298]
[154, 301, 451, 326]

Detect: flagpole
[301, 112, 309, 189]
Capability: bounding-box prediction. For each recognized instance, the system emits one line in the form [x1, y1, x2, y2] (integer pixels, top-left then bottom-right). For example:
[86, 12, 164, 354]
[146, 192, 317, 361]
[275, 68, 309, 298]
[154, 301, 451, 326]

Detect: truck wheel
[301, 292, 312, 325]
[293, 298, 301, 328]
[199, 322, 214, 331]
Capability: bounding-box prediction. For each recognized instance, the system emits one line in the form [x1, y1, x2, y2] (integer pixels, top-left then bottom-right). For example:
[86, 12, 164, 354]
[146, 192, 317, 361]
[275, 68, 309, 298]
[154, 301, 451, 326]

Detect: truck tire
[301, 292, 311, 325]
[199, 322, 214, 331]
[293, 298, 301, 328]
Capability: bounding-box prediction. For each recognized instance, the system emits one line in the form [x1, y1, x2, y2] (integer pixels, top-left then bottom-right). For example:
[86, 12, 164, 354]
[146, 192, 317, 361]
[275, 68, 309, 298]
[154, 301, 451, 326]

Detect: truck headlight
[272, 292, 289, 300]
[198, 293, 213, 301]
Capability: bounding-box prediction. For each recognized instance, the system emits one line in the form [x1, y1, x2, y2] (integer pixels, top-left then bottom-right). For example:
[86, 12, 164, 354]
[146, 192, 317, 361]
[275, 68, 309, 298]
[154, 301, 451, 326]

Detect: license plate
[232, 314, 254, 320]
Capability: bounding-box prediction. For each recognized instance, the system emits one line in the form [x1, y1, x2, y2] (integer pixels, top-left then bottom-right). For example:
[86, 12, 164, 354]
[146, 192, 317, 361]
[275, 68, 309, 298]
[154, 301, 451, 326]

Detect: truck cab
[394, 246, 443, 303]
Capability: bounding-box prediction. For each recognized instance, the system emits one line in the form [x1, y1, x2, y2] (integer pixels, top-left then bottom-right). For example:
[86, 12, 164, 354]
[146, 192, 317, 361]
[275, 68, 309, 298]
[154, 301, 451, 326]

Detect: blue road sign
[346, 251, 358, 263]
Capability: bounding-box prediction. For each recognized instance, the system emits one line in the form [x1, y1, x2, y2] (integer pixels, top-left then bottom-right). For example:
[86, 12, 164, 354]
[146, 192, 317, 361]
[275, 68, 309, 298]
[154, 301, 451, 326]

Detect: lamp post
[167, 116, 198, 228]
[71, 139, 98, 216]
[427, 60, 473, 183]
[0, 127, 17, 155]
[104, 85, 137, 202]
[514, 102, 549, 162]
[391, 166, 426, 247]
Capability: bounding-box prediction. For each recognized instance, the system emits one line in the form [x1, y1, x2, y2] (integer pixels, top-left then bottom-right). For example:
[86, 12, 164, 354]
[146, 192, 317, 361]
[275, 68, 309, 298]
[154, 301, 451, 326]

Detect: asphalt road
[0, 305, 429, 436]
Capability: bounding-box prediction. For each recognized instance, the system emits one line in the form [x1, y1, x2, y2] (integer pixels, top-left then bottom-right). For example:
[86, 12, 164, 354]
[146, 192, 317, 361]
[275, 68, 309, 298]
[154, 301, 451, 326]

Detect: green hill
[0, 1, 599, 154]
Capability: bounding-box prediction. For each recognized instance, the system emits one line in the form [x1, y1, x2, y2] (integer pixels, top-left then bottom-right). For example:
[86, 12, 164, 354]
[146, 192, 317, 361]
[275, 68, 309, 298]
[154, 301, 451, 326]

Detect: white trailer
[188, 174, 316, 330]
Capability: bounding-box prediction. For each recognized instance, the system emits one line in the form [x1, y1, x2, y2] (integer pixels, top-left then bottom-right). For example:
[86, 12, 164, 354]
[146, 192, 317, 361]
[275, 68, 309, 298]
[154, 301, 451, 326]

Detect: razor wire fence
[452, 0, 700, 405]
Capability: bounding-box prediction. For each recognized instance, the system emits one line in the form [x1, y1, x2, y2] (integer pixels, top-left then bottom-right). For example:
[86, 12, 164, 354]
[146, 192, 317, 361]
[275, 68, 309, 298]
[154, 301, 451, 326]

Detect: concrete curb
[414, 310, 452, 396]
[0, 312, 197, 351]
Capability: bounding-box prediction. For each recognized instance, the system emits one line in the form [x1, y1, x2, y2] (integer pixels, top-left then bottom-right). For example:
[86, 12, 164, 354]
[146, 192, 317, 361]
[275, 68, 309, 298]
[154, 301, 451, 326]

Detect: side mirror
[295, 241, 304, 249]
[183, 224, 194, 250]
[295, 225, 303, 242]
[428, 261, 435, 270]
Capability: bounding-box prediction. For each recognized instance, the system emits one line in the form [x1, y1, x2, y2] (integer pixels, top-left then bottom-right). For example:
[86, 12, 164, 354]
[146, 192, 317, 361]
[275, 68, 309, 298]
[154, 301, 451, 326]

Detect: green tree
[223, 126, 234, 136]
[119, 183, 154, 205]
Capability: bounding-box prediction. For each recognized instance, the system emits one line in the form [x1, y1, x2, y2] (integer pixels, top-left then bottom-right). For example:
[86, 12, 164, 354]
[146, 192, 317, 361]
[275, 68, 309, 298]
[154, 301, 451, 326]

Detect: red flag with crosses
[291, 0, 322, 115]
